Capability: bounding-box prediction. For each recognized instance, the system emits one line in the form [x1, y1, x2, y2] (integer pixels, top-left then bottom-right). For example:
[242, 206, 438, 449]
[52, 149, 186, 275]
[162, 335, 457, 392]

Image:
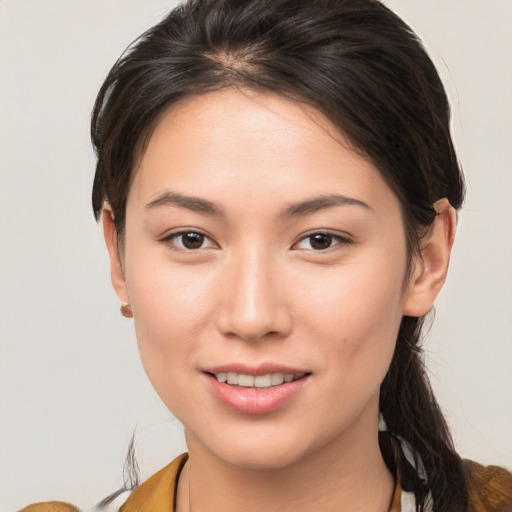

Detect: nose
[215, 248, 292, 342]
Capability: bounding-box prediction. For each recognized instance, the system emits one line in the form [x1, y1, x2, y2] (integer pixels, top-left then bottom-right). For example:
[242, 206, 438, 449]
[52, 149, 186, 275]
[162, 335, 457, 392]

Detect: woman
[21, 0, 512, 511]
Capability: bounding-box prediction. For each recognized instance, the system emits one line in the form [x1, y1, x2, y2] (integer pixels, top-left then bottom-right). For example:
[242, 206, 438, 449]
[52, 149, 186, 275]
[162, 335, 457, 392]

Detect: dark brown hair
[91, 1, 466, 510]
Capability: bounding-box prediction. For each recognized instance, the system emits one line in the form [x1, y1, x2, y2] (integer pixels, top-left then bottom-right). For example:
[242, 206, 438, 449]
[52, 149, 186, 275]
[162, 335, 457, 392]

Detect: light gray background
[1, 1, 511, 510]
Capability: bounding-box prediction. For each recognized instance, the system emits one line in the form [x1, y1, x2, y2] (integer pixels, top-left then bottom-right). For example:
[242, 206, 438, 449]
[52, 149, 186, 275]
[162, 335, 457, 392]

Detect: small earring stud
[120, 302, 133, 318]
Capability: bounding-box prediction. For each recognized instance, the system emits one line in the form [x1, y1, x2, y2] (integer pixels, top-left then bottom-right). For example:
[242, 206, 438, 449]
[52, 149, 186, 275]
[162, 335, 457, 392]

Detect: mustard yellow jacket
[19, 454, 512, 512]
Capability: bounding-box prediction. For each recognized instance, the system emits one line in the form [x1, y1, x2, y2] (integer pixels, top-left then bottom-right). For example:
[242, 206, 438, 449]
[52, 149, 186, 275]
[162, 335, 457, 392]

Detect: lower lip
[206, 374, 309, 415]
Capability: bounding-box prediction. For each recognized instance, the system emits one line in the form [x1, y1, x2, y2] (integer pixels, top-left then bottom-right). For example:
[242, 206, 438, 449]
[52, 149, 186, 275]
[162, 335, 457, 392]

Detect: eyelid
[292, 230, 353, 251]
[160, 228, 218, 251]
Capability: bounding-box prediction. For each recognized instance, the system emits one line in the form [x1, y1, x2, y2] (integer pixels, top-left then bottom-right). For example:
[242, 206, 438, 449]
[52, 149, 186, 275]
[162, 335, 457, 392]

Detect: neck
[176, 423, 395, 512]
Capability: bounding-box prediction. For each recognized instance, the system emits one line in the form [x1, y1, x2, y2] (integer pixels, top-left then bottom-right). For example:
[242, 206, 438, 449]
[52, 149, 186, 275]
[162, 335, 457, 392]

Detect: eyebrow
[145, 191, 223, 216]
[281, 194, 373, 217]
[145, 191, 372, 217]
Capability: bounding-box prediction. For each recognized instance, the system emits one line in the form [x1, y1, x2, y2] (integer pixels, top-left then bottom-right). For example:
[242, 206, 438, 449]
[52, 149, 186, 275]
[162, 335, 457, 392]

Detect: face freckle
[120, 88, 411, 470]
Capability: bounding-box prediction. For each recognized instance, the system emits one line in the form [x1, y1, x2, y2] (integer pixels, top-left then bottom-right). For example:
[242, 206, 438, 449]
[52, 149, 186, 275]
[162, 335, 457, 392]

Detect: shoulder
[18, 453, 188, 512]
[463, 459, 512, 511]
[119, 453, 189, 511]
[18, 502, 79, 512]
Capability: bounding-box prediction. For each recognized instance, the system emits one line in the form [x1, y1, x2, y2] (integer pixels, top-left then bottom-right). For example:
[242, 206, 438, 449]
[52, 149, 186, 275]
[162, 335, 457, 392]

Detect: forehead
[129, 88, 397, 215]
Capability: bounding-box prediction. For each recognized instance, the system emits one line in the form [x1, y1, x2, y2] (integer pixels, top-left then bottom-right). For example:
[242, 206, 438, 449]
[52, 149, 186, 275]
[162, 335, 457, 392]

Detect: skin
[104, 89, 455, 511]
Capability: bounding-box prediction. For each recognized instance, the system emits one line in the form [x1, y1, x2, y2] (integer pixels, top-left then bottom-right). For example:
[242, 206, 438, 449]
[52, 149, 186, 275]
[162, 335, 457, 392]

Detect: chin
[187, 421, 329, 472]
[215, 441, 310, 471]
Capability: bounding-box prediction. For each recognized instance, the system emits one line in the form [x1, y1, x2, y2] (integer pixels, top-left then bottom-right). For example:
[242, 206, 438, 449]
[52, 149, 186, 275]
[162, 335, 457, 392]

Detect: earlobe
[402, 198, 457, 317]
[102, 206, 130, 304]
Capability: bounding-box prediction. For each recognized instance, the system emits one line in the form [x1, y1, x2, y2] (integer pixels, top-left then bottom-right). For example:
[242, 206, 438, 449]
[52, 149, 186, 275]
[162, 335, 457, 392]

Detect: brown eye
[181, 232, 205, 249]
[294, 231, 351, 251]
[309, 233, 333, 250]
[164, 230, 216, 250]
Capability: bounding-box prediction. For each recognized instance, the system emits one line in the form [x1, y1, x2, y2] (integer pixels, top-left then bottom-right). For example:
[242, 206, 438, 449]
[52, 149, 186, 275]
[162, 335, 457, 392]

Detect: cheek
[296, 248, 406, 381]
[124, 253, 216, 390]
[298, 252, 405, 333]
[129, 254, 213, 329]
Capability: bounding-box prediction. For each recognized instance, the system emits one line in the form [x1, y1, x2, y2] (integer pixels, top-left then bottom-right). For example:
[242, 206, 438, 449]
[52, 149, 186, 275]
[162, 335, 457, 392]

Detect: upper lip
[203, 362, 311, 376]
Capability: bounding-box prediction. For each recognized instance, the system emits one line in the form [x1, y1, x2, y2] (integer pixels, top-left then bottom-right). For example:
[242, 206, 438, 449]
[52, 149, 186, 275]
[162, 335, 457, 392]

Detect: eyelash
[161, 230, 217, 251]
[161, 230, 352, 252]
[293, 231, 352, 251]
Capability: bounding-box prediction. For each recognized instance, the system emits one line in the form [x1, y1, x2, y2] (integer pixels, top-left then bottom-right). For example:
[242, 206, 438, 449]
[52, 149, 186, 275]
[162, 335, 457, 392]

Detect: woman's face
[116, 89, 417, 469]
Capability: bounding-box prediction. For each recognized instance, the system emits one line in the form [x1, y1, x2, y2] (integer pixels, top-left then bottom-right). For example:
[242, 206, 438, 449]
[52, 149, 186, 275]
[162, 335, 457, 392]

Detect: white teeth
[227, 372, 238, 385]
[238, 374, 254, 387]
[254, 374, 272, 387]
[271, 373, 285, 385]
[214, 372, 301, 388]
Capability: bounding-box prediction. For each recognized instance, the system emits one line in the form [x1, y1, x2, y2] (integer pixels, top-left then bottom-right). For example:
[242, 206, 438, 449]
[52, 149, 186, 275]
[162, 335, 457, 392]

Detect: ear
[102, 206, 130, 304]
[402, 198, 457, 317]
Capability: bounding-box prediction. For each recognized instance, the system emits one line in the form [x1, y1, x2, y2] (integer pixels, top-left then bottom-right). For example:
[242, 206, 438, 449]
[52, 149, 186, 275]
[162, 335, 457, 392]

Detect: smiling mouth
[209, 372, 308, 388]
